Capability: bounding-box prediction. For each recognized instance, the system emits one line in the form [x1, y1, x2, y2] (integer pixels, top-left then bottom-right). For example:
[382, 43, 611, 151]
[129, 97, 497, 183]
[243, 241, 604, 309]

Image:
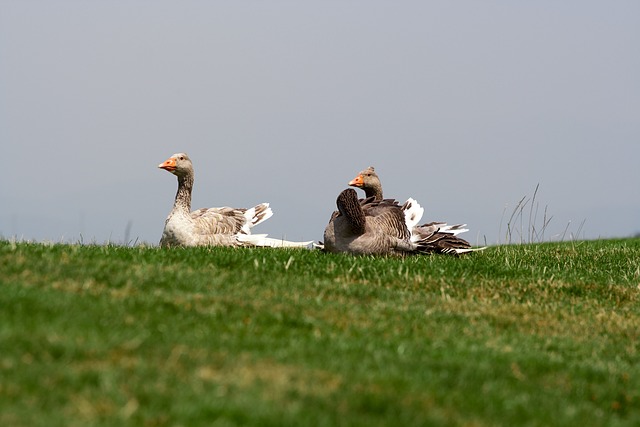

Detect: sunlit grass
[1, 239, 639, 426]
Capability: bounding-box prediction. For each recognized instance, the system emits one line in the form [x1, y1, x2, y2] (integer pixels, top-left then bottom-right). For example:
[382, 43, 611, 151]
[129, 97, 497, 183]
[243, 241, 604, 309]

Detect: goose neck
[364, 181, 383, 200]
[173, 174, 193, 212]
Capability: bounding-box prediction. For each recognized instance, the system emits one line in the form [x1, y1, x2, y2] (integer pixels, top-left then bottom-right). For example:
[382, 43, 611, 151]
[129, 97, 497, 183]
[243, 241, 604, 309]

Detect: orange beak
[349, 174, 364, 187]
[158, 157, 177, 172]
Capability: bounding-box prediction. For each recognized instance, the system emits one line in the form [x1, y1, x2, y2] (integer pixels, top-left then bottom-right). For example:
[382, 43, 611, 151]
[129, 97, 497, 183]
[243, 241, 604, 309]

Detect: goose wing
[363, 198, 411, 241]
[191, 203, 273, 236]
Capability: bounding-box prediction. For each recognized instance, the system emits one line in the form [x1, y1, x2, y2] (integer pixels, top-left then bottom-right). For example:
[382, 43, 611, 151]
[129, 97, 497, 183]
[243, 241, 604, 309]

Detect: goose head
[349, 166, 383, 199]
[159, 153, 193, 178]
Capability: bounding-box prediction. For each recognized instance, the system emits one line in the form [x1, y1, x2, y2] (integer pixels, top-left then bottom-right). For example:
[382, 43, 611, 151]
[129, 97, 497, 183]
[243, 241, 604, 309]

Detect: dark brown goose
[158, 152, 311, 248]
[348, 166, 478, 254]
[323, 189, 416, 255]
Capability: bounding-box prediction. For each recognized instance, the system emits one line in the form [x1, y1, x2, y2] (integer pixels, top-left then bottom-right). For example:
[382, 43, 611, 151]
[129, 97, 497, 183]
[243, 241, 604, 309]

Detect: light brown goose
[348, 166, 478, 254]
[158, 153, 311, 248]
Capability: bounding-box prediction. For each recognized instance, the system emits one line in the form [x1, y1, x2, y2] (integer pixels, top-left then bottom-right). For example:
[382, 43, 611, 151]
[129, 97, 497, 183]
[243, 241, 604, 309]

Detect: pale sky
[1, 1, 639, 246]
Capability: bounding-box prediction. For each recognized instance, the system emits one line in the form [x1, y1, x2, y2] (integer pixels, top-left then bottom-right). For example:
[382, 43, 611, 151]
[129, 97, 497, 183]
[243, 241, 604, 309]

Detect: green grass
[1, 239, 639, 426]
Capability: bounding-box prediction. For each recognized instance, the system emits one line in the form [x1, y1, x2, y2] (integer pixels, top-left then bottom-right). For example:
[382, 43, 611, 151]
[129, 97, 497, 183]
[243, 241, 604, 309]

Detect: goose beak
[159, 158, 177, 172]
[349, 174, 364, 187]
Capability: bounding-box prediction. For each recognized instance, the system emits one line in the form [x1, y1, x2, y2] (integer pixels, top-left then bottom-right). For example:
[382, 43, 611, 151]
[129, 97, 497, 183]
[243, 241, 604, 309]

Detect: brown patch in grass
[195, 355, 344, 402]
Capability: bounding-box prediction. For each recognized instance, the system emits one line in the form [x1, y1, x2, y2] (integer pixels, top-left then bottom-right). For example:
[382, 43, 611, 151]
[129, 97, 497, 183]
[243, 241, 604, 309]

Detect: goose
[348, 166, 479, 254]
[323, 189, 416, 255]
[323, 188, 472, 256]
[158, 153, 312, 248]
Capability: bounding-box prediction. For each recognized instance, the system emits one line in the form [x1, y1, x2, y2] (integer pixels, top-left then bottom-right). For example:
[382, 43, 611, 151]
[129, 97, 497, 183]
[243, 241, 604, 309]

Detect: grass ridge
[1, 239, 639, 426]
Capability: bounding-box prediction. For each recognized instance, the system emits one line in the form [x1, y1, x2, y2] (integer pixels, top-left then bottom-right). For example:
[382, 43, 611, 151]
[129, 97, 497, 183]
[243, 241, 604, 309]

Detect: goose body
[348, 166, 479, 255]
[158, 153, 310, 248]
[323, 189, 416, 255]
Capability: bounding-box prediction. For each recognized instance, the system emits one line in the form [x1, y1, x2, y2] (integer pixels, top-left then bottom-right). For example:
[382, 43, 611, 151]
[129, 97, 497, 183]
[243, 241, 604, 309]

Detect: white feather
[402, 198, 424, 231]
[241, 204, 273, 234]
[453, 246, 487, 254]
[236, 234, 313, 248]
[438, 224, 470, 236]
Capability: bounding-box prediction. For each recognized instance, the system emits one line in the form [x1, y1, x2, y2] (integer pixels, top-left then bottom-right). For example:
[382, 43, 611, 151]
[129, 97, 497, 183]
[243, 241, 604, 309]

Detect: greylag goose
[323, 189, 415, 255]
[348, 166, 478, 254]
[158, 153, 312, 248]
[323, 189, 472, 256]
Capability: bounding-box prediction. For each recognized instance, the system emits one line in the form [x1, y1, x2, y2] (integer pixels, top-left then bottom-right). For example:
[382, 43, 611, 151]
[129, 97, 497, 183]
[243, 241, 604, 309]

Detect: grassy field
[1, 238, 639, 426]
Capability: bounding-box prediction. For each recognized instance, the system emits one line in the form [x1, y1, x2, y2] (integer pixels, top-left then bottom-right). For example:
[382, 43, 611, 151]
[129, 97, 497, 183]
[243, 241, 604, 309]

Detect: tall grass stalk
[500, 184, 584, 244]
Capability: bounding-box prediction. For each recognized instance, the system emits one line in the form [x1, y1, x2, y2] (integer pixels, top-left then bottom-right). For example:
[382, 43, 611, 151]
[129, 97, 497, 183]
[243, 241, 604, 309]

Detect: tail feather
[447, 246, 488, 255]
[411, 221, 477, 255]
[419, 222, 469, 236]
[439, 223, 470, 236]
[402, 198, 424, 231]
[241, 203, 273, 234]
